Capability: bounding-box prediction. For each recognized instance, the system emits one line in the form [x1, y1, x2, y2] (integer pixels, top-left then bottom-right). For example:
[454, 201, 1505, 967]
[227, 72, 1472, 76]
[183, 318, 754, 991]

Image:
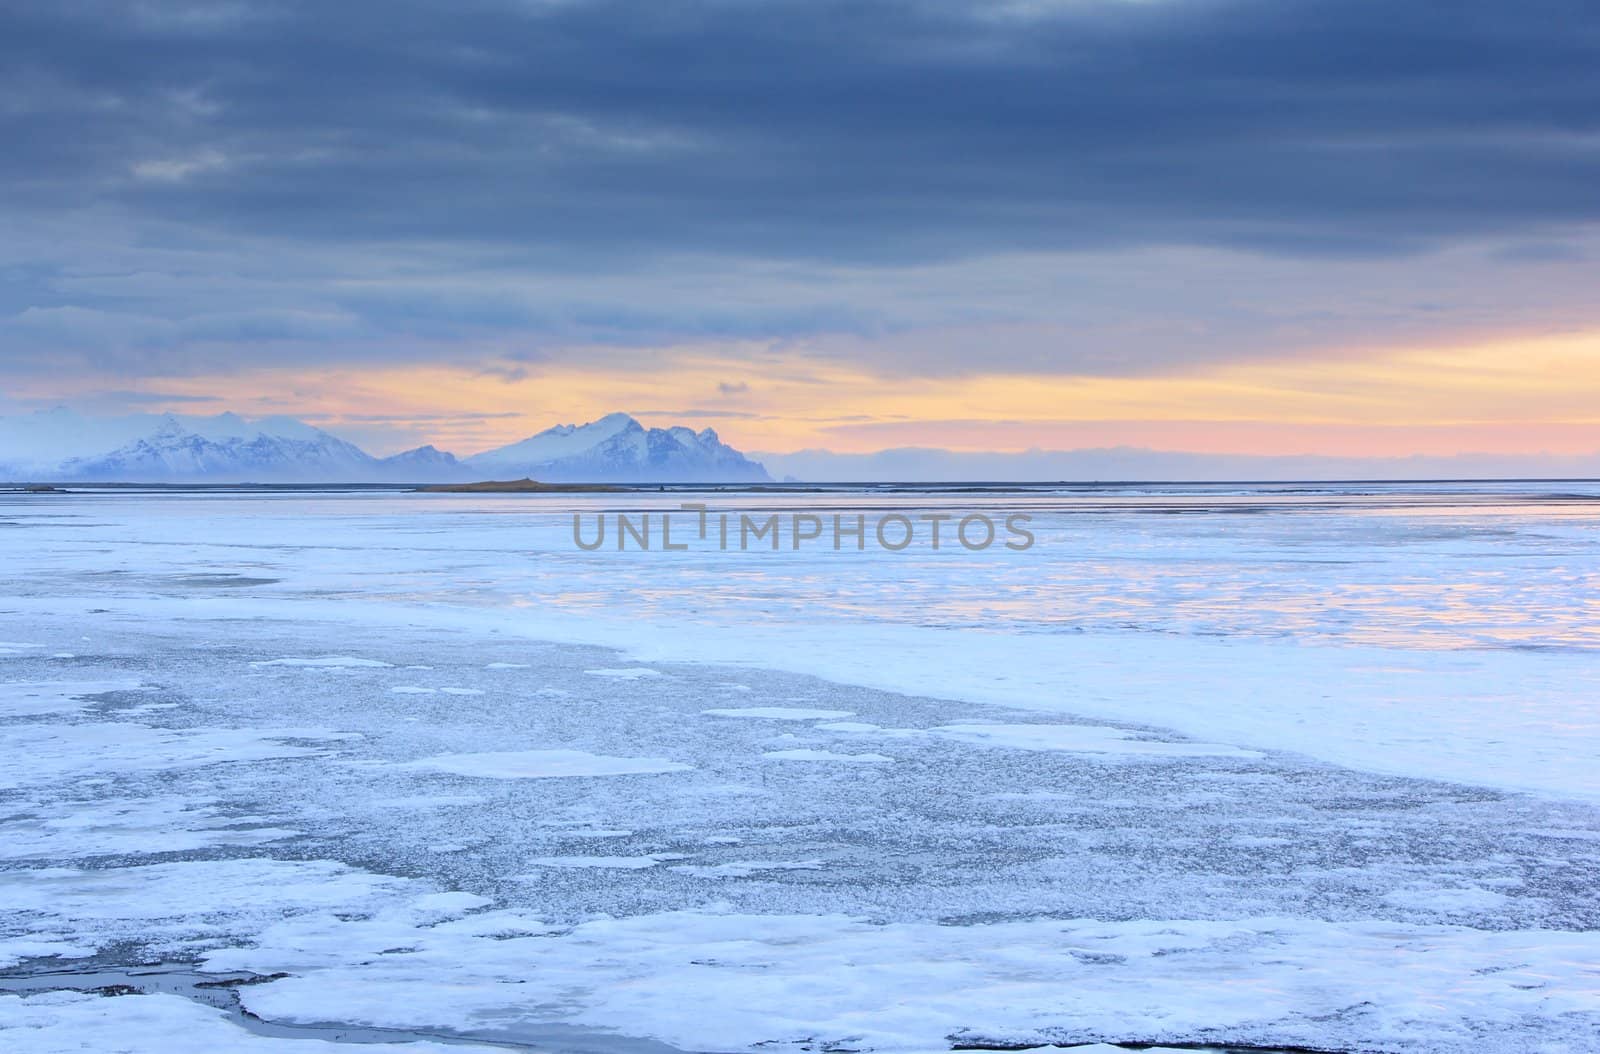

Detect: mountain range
[0, 410, 771, 483]
[5, 409, 1596, 484]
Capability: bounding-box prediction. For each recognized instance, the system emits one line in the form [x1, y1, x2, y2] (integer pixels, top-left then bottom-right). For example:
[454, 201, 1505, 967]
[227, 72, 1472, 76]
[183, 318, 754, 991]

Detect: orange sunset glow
[15, 328, 1597, 460]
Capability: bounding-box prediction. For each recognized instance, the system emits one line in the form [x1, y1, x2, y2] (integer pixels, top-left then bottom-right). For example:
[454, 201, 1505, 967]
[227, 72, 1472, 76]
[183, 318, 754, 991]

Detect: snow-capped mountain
[0, 409, 769, 483]
[467, 413, 770, 482]
[55, 415, 379, 482]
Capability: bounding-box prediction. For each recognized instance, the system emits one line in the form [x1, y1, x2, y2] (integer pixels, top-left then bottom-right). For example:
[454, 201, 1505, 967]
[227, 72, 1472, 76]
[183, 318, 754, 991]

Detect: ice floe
[0, 725, 355, 790]
[401, 749, 694, 779]
[0, 796, 297, 860]
[703, 707, 854, 720]
[667, 860, 827, 879]
[250, 656, 393, 668]
[761, 749, 893, 763]
[214, 903, 1600, 1053]
[522, 855, 685, 870]
[0, 679, 146, 717]
[0, 991, 499, 1053]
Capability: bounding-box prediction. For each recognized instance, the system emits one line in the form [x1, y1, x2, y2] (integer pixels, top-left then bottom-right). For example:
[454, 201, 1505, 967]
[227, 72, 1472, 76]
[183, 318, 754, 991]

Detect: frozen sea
[1, 482, 1598, 1052]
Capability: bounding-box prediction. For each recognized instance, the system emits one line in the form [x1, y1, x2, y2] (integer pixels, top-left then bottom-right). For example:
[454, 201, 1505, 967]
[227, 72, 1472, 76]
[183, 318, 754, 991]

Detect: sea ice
[522, 856, 684, 870]
[401, 749, 694, 779]
[668, 861, 827, 878]
[0, 796, 297, 860]
[250, 655, 395, 668]
[0, 724, 352, 791]
[3, 488, 1599, 1052]
[0, 679, 146, 717]
[223, 905, 1600, 1053]
[930, 723, 1264, 757]
[0, 991, 500, 1053]
[703, 707, 855, 720]
[761, 749, 893, 763]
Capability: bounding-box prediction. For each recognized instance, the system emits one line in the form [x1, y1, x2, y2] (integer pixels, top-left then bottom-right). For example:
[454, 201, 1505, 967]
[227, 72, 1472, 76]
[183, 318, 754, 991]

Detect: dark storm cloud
[5, 0, 1600, 385]
[5, 0, 1599, 262]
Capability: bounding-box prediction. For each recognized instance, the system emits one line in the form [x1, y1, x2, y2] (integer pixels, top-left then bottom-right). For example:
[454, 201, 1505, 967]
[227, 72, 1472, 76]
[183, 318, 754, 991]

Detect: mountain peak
[468, 412, 767, 482]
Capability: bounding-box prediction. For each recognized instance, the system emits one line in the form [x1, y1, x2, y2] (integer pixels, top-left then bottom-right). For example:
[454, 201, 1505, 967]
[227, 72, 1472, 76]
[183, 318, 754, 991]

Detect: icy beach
[1, 484, 1598, 1052]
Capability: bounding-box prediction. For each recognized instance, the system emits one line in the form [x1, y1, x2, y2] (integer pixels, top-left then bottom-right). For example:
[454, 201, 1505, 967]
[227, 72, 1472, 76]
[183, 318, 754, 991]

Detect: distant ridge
[752, 445, 1600, 483]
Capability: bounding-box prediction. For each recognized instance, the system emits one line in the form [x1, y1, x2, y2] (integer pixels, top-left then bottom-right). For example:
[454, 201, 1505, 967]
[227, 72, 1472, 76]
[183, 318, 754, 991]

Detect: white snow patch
[0, 859, 407, 962]
[930, 723, 1263, 758]
[669, 860, 826, 879]
[1384, 887, 1517, 914]
[0, 796, 297, 860]
[703, 707, 854, 721]
[762, 749, 893, 763]
[521, 855, 684, 871]
[0, 939, 98, 971]
[401, 749, 693, 779]
[223, 907, 1600, 1053]
[584, 667, 662, 679]
[250, 656, 393, 668]
[0, 991, 493, 1053]
[411, 891, 492, 915]
[0, 680, 145, 717]
[0, 724, 352, 790]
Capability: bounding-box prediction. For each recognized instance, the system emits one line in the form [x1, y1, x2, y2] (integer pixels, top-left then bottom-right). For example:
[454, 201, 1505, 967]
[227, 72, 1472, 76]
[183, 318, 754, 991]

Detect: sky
[2, 0, 1600, 460]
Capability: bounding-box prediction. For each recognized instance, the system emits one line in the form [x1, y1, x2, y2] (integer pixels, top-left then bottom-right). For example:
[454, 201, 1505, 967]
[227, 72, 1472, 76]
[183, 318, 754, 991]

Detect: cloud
[92, 390, 221, 405]
[476, 363, 532, 384]
[632, 408, 763, 419]
[3, 0, 1600, 386]
[1490, 242, 1589, 264]
[308, 412, 524, 424]
[717, 381, 750, 395]
[8, 0, 1600, 261]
